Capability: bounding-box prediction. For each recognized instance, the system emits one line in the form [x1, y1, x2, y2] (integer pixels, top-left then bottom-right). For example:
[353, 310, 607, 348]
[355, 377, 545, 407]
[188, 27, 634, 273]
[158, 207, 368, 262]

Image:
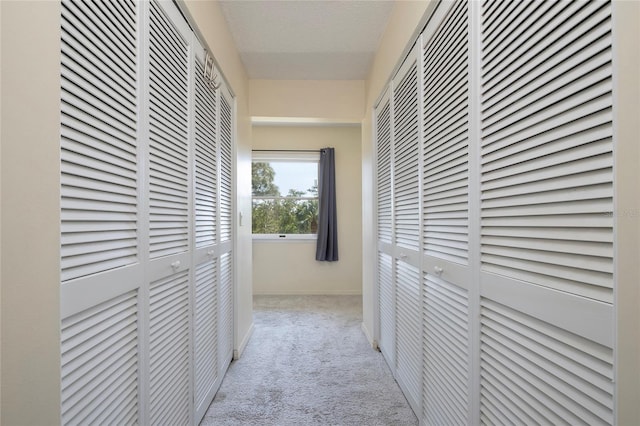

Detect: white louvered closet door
[146, 1, 193, 424]
[60, 0, 235, 424]
[391, 44, 422, 415]
[218, 85, 235, 371]
[420, 1, 471, 424]
[374, 90, 396, 370]
[479, 0, 614, 424]
[60, 0, 142, 423]
[192, 44, 221, 424]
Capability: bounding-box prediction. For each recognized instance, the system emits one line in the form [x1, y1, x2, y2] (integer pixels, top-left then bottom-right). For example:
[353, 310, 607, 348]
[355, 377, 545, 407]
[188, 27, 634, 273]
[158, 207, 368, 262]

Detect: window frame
[251, 150, 320, 240]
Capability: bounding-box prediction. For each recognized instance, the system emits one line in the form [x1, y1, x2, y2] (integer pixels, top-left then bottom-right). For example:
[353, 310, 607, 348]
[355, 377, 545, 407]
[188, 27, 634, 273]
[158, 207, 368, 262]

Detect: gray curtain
[316, 147, 338, 261]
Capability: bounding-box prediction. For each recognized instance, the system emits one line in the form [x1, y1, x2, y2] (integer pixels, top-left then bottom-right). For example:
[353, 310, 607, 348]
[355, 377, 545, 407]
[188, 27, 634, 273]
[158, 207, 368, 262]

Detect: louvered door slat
[483, 99, 611, 159]
[420, 5, 473, 422]
[423, 273, 470, 426]
[424, 135, 466, 175]
[148, 0, 189, 259]
[62, 158, 135, 192]
[377, 252, 394, 367]
[393, 59, 420, 251]
[219, 93, 233, 242]
[149, 271, 190, 426]
[425, 289, 468, 352]
[61, 0, 138, 282]
[487, 296, 613, 374]
[62, 1, 136, 88]
[422, 7, 467, 110]
[62, 64, 135, 126]
[484, 0, 571, 84]
[484, 317, 613, 403]
[481, 0, 533, 59]
[482, 124, 612, 176]
[483, 2, 608, 106]
[480, 299, 614, 425]
[481, 365, 553, 425]
[194, 61, 218, 248]
[62, 194, 136, 215]
[482, 234, 611, 258]
[484, 44, 611, 135]
[61, 291, 138, 425]
[483, 1, 558, 76]
[69, 0, 136, 59]
[423, 0, 469, 266]
[480, 0, 614, 304]
[219, 253, 234, 367]
[376, 99, 393, 244]
[395, 260, 421, 412]
[482, 260, 611, 304]
[93, 0, 136, 41]
[424, 141, 467, 177]
[483, 84, 611, 150]
[194, 261, 218, 409]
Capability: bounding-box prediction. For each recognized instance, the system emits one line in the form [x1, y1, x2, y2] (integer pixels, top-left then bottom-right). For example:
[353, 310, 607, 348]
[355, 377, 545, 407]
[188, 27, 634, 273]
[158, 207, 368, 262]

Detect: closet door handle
[434, 266, 443, 276]
[171, 260, 181, 271]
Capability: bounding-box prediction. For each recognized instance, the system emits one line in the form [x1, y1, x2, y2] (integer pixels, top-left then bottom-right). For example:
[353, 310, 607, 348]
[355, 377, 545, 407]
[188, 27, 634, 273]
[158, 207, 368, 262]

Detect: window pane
[252, 161, 318, 197]
[252, 156, 319, 235]
[252, 198, 319, 234]
[271, 162, 318, 197]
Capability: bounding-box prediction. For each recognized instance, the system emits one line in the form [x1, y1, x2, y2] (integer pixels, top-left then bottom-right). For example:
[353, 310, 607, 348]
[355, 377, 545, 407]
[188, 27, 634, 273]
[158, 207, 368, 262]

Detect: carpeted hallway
[200, 295, 418, 425]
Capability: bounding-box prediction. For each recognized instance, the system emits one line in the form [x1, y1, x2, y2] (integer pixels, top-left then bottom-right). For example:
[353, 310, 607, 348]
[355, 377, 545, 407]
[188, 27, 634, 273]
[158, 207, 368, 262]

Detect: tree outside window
[251, 159, 319, 236]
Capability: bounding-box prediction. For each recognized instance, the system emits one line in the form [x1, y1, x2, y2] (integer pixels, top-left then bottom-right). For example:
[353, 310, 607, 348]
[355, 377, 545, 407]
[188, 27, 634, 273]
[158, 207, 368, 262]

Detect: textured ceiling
[219, 0, 394, 80]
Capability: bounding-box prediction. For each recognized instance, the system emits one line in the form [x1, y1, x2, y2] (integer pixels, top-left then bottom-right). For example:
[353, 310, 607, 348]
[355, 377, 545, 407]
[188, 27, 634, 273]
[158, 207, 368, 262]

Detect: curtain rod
[252, 149, 322, 153]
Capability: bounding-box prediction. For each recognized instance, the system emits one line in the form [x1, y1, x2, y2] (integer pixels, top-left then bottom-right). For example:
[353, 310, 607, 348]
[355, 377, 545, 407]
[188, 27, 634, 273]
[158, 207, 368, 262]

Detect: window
[252, 151, 319, 239]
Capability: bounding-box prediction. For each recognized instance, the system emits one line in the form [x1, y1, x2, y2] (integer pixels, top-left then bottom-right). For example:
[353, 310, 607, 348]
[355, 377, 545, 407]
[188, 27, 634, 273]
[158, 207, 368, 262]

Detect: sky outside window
[270, 161, 318, 196]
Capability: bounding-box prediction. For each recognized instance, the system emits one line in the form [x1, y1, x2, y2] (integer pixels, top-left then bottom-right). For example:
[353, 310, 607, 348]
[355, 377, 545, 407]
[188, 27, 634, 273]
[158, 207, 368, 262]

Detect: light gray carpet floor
[201, 295, 418, 426]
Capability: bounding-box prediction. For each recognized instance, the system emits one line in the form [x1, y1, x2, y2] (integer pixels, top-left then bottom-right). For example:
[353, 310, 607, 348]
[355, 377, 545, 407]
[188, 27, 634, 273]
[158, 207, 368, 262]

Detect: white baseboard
[234, 322, 254, 360]
[361, 322, 378, 349]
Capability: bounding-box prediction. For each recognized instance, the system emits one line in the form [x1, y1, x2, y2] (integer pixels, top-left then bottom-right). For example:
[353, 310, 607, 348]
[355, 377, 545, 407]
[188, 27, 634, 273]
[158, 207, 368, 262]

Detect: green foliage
[252, 162, 280, 196]
[252, 196, 318, 234]
[251, 163, 318, 234]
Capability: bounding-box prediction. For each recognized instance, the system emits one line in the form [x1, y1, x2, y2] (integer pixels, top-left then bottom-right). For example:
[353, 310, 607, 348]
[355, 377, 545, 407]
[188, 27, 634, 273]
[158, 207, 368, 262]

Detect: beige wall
[250, 80, 365, 120]
[613, 1, 640, 422]
[1, 1, 62, 424]
[252, 126, 362, 295]
[248, 76, 366, 296]
[1, 1, 3, 414]
[182, 0, 255, 356]
[361, 0, 433, 346]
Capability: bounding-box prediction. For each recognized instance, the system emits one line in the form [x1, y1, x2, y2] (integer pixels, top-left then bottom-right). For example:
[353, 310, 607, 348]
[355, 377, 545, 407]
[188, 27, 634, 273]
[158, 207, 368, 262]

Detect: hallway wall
[1, 2, 62, 423]
[612, 1, 640, 420]
[250, 80, 364, 121]
[249, 79, 365, 296]
[252, 125, 362, 295]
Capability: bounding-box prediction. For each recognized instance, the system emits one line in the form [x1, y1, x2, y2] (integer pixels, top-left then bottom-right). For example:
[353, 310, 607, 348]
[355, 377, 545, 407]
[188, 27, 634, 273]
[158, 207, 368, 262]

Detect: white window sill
[252, 234, 317, 242]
